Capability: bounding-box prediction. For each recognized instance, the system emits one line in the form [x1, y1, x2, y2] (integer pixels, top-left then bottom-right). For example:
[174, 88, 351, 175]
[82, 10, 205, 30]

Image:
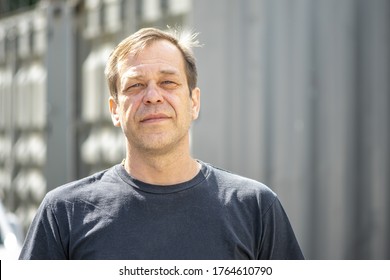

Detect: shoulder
[206, 163, 275, 193]
[43, 165, 118, 206]
[203, 162, 277, 207]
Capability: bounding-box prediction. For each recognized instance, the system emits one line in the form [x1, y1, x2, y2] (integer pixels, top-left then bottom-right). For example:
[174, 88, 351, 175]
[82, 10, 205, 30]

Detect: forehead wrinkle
[159, 68, 179, 75]
[123, 69, 143, 81]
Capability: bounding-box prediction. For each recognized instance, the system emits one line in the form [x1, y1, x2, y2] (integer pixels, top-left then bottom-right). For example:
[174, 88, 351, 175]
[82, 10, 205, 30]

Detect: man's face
[109, 40, 200, 155]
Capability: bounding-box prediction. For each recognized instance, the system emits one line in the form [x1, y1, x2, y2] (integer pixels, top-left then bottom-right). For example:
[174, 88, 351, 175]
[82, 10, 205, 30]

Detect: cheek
[120, 95, 139, 116]
[170, 95, 194, 121]
[115, 102, 134, 130]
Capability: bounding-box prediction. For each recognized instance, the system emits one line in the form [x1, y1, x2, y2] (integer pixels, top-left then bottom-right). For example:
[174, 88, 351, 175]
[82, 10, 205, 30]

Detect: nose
[143, 83, 164, 105]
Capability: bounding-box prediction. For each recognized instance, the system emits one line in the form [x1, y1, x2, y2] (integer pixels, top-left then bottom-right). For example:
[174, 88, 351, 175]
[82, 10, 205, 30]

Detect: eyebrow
[159, 69, 179, 76]
[123, 68, 180, 80]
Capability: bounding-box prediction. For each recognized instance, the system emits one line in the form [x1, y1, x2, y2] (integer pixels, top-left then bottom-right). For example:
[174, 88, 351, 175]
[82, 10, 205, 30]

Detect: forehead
[118, 40, 186, 77]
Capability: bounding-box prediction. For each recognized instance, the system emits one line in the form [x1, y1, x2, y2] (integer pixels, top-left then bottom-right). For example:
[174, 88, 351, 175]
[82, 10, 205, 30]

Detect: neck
[123, 145, 200, 186]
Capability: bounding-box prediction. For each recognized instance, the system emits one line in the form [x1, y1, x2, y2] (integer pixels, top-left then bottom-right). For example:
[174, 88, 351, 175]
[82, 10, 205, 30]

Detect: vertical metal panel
[241, 0, 264, 180]
[368, 0, 390, 259]
[192, 0, 265, 180]
[45, 2, 76, 190]
[353, 0, 390, 259]
[192, 0, 230, 167]
[312, 0, 357, 259]
[272, 0, 313, 257]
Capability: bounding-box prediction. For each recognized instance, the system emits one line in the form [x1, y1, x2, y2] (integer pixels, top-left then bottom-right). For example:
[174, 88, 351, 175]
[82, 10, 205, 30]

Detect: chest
[67, 194, 260, 259]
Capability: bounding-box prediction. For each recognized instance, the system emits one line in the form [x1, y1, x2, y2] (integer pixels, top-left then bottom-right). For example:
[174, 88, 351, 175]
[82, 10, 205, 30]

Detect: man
[19, 27, 304, 259]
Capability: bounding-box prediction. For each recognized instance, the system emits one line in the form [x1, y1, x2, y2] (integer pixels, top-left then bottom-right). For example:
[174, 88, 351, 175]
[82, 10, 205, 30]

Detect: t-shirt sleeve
[19, 195, 68, 260]
[258, 196, 304, 260]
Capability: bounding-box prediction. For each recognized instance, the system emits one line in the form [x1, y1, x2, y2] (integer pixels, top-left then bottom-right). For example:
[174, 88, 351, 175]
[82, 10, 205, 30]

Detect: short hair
[104, 27, 201, 101]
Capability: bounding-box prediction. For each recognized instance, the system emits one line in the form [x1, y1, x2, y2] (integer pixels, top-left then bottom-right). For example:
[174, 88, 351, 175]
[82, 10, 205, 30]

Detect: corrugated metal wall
[192, 0, 390, 259]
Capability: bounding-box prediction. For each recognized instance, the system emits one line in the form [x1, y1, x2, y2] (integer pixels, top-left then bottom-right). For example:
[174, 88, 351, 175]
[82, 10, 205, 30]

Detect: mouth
[140, 113, 171, 123]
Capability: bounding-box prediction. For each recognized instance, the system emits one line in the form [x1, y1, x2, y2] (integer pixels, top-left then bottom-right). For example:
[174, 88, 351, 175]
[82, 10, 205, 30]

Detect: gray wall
[191, 0, 390, 259]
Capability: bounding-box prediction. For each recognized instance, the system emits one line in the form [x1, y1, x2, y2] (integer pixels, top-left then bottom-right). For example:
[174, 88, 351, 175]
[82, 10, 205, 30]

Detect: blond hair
[105, 27, 201, 100]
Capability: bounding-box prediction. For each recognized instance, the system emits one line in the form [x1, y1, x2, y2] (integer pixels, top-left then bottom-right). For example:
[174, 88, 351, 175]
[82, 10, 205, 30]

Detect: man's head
[106, 27, 201, 157]
[105, 27, 200, 101]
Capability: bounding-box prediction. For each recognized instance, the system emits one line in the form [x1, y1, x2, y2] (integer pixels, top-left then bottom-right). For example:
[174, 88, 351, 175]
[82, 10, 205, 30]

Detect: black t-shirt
[19, 161, 304, 259]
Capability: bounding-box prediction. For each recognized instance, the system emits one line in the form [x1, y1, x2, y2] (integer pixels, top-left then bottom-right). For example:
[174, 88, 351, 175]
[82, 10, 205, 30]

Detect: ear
[109, 97, 121, 127]
[190, 87, 201, 120]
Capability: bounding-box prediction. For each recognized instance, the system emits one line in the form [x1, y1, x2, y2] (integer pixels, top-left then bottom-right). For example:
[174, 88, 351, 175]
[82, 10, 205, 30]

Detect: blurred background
[0, 0, 389, 259]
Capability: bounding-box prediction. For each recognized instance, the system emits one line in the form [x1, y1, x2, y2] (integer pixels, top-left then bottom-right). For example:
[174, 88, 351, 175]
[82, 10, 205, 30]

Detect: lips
[140, 113, 171, 123]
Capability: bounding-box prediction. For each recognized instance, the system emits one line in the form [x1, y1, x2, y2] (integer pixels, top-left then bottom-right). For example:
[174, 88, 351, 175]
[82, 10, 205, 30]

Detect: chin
[142, 135, 187, 154]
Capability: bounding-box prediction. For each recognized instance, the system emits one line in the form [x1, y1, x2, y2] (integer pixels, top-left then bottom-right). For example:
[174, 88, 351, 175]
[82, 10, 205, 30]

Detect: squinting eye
[131, 83, 143, 88]
[161, 81, 179, 89]
[124, 83, 143, 92]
